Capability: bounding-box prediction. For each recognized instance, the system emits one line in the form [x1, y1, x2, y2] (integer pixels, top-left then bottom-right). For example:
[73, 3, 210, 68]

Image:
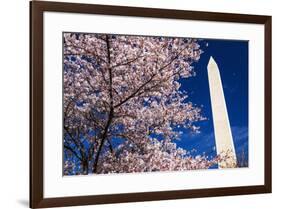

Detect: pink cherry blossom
[63, 32, 222, 175]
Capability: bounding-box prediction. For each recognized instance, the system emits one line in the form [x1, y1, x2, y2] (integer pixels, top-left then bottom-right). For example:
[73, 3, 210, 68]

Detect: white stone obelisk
[207, 56, 237, 168]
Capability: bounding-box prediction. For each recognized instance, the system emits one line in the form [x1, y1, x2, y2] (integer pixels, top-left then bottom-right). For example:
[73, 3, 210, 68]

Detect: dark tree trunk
[92, 35, 114, 173]
[82, 160, 89, 175]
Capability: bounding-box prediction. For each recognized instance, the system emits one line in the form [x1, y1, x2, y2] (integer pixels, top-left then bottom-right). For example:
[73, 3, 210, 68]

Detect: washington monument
[207, 56, 237, 168]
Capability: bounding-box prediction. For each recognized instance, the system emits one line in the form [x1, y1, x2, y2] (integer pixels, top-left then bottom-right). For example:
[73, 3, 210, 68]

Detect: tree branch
[111, 54, 144, 69]
[64, 144, 83, 161]
[93, 35, 115, 173]
[114, 73, 156, 108]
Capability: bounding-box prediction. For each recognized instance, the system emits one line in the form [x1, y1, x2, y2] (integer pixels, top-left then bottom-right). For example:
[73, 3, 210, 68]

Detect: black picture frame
[30, 1, 272, 208]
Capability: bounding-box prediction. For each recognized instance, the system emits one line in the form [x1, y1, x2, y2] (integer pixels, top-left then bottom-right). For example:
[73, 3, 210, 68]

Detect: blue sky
[176, 39, 249, 166]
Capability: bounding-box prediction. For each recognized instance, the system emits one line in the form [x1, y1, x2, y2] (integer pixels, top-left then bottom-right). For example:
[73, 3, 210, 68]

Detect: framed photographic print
[30, 1, 272, 208]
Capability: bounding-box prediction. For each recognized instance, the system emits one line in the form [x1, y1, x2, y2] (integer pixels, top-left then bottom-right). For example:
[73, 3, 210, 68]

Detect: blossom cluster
[63, 32, 218, 175]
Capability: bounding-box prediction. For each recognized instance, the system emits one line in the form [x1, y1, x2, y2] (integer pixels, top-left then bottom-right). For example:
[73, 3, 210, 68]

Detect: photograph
[63, 32, 249, 175]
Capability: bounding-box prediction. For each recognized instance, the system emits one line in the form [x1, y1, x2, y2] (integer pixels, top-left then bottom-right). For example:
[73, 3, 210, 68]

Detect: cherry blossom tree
[63, 32, 219, 175]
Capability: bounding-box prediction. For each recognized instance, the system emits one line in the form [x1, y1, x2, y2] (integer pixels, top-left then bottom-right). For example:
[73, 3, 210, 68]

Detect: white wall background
[0, 0, 278, 208]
